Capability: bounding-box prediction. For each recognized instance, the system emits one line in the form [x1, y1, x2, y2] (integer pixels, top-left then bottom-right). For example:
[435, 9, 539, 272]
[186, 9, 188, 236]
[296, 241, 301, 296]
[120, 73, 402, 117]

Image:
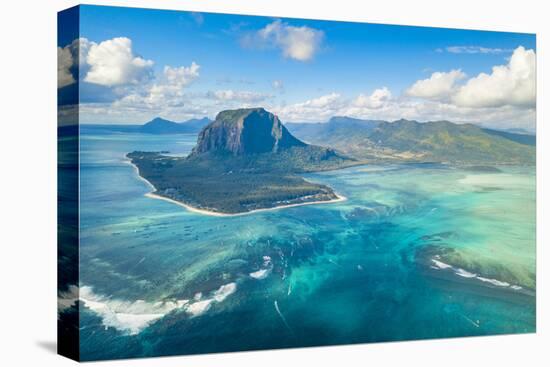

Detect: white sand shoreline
[125, 158, 156, 191]
[125, 158, 347, 217]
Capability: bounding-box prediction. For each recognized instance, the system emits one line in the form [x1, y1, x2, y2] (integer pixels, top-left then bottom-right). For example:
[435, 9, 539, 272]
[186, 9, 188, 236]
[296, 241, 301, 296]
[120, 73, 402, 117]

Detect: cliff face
[192, 108, 305, 156]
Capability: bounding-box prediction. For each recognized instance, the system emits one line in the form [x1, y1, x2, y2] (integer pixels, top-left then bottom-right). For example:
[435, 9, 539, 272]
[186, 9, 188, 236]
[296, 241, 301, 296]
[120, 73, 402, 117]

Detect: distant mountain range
[80, 117, 212, 134]
[83, 114, 535, 166]
[286, 116, 535, 165]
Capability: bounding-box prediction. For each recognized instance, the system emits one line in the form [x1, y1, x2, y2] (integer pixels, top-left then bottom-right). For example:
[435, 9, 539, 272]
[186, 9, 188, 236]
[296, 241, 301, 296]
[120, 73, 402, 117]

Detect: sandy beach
[126, 158, 346, 217]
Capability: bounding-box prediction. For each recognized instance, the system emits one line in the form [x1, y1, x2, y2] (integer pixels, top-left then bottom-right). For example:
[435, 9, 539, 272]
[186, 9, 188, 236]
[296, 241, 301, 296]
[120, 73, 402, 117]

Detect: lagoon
[76, 126, 535, 360]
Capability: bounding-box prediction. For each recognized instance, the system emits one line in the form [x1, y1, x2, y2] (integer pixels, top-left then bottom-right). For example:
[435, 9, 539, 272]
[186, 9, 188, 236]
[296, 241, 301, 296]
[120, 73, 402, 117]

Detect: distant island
[139, 117, 212, 134]
[81, 116, 212, 134]
[128, 108, 355, 215]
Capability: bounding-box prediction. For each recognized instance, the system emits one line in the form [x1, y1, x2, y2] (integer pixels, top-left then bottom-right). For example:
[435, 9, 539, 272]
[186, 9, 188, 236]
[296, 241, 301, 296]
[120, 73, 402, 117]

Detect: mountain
[128, 108, 355, 214]
[189, 108, 352, 172]
[140, 117, 212, 134]
[192, 108, 305, 156]
[287, 117, 535, 165]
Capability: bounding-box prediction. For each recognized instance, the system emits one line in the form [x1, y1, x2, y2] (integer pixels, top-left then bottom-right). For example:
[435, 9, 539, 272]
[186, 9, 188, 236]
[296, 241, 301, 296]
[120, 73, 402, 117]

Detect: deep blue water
[70, 126, 535, 360]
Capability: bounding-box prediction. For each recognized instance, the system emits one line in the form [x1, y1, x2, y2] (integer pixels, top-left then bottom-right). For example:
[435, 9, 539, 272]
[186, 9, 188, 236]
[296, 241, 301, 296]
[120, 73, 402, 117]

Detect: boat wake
[274, 300, 293, 334]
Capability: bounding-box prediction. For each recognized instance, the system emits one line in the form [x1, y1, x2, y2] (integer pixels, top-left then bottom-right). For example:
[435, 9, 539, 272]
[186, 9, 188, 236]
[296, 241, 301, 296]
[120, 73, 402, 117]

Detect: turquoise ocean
[74, 126, 535, 360]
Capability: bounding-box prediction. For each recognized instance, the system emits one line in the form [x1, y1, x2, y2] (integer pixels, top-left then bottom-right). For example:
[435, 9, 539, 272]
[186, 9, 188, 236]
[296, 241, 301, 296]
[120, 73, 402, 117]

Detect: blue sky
[58, 5, 536, 129]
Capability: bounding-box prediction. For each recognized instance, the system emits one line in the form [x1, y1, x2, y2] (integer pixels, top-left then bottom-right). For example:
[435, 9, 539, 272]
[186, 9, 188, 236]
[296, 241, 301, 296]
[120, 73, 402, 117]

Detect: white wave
[431, 258, 452, 269]
[250, 255, 273, 279]
[213, 282, 237, 302]
[430, 257, 523, 291]
[455, 268, 477, 278]
[186, 299, 214, 317]
[186, 282, 237, 317]
[79, 286, 188, 335]
[250, 268, 271, 279]
[80, 282, 239, 331]
[476, 276, 510, 287]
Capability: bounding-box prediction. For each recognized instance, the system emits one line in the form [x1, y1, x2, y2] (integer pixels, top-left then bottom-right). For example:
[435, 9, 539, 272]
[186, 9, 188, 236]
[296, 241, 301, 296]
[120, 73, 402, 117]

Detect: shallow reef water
[68, 127, 535, 360]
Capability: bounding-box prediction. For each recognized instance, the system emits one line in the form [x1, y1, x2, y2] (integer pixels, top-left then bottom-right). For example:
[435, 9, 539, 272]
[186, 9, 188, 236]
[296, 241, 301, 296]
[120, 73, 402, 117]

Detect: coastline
[125, 158, 156, 191]
[126, 158, 347, 217]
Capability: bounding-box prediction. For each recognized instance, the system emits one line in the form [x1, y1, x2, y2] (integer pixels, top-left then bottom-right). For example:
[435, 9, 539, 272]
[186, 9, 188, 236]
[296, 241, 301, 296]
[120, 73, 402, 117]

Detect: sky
[58, 5, 536, 130]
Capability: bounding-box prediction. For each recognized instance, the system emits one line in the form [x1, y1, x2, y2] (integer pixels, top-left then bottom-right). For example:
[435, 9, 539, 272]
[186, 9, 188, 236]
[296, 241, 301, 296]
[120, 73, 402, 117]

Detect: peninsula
[127, 108, 356, 215]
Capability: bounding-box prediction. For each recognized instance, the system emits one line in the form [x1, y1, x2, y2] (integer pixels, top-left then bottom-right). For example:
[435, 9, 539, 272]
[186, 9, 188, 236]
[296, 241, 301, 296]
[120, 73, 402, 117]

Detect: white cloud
[452, 46, 536, 108]
[74, 36, 535, 130]
[116, 62, 200, 109]
[58, 38, 96, 89]
[444, 46, 512, 54]
[164, 63, 200, 87]
[406, 69, 466, 101]
[247, 20, 324, 61]
[84, 37, 154, 86]
[58, 44, 75, 88]
[302, 92, 341, 108]
[275, 92, 343, 121]
[79, 80, 535, 129]
[400, 46, 536, 126]
[68, 37, 202, 123]
[273, 87, 534, 130]
[352, 87, 392, 109]
[207, 89, 271, 103]
[274, 90, 400, 123]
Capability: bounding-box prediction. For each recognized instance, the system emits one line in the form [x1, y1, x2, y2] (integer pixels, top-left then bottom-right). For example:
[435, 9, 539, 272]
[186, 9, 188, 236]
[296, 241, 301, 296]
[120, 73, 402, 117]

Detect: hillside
[287, 118, 535, 164]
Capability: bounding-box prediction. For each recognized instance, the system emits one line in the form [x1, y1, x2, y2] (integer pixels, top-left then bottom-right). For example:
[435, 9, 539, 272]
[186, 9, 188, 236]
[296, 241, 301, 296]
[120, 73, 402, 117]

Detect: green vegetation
[128, 108, 356, 214]
[127, 148, 352, 214]
[287, 118, 536, 165]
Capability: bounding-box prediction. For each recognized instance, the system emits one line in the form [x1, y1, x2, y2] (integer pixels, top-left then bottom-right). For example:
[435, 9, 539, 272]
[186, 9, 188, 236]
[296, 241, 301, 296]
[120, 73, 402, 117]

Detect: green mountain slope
[287, 118, 535, 165]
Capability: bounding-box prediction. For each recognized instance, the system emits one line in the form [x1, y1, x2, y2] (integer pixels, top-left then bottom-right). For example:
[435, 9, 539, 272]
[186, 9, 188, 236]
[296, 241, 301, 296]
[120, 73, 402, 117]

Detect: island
[127, 108, 356, 215]
[139, 116, 212, 134]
